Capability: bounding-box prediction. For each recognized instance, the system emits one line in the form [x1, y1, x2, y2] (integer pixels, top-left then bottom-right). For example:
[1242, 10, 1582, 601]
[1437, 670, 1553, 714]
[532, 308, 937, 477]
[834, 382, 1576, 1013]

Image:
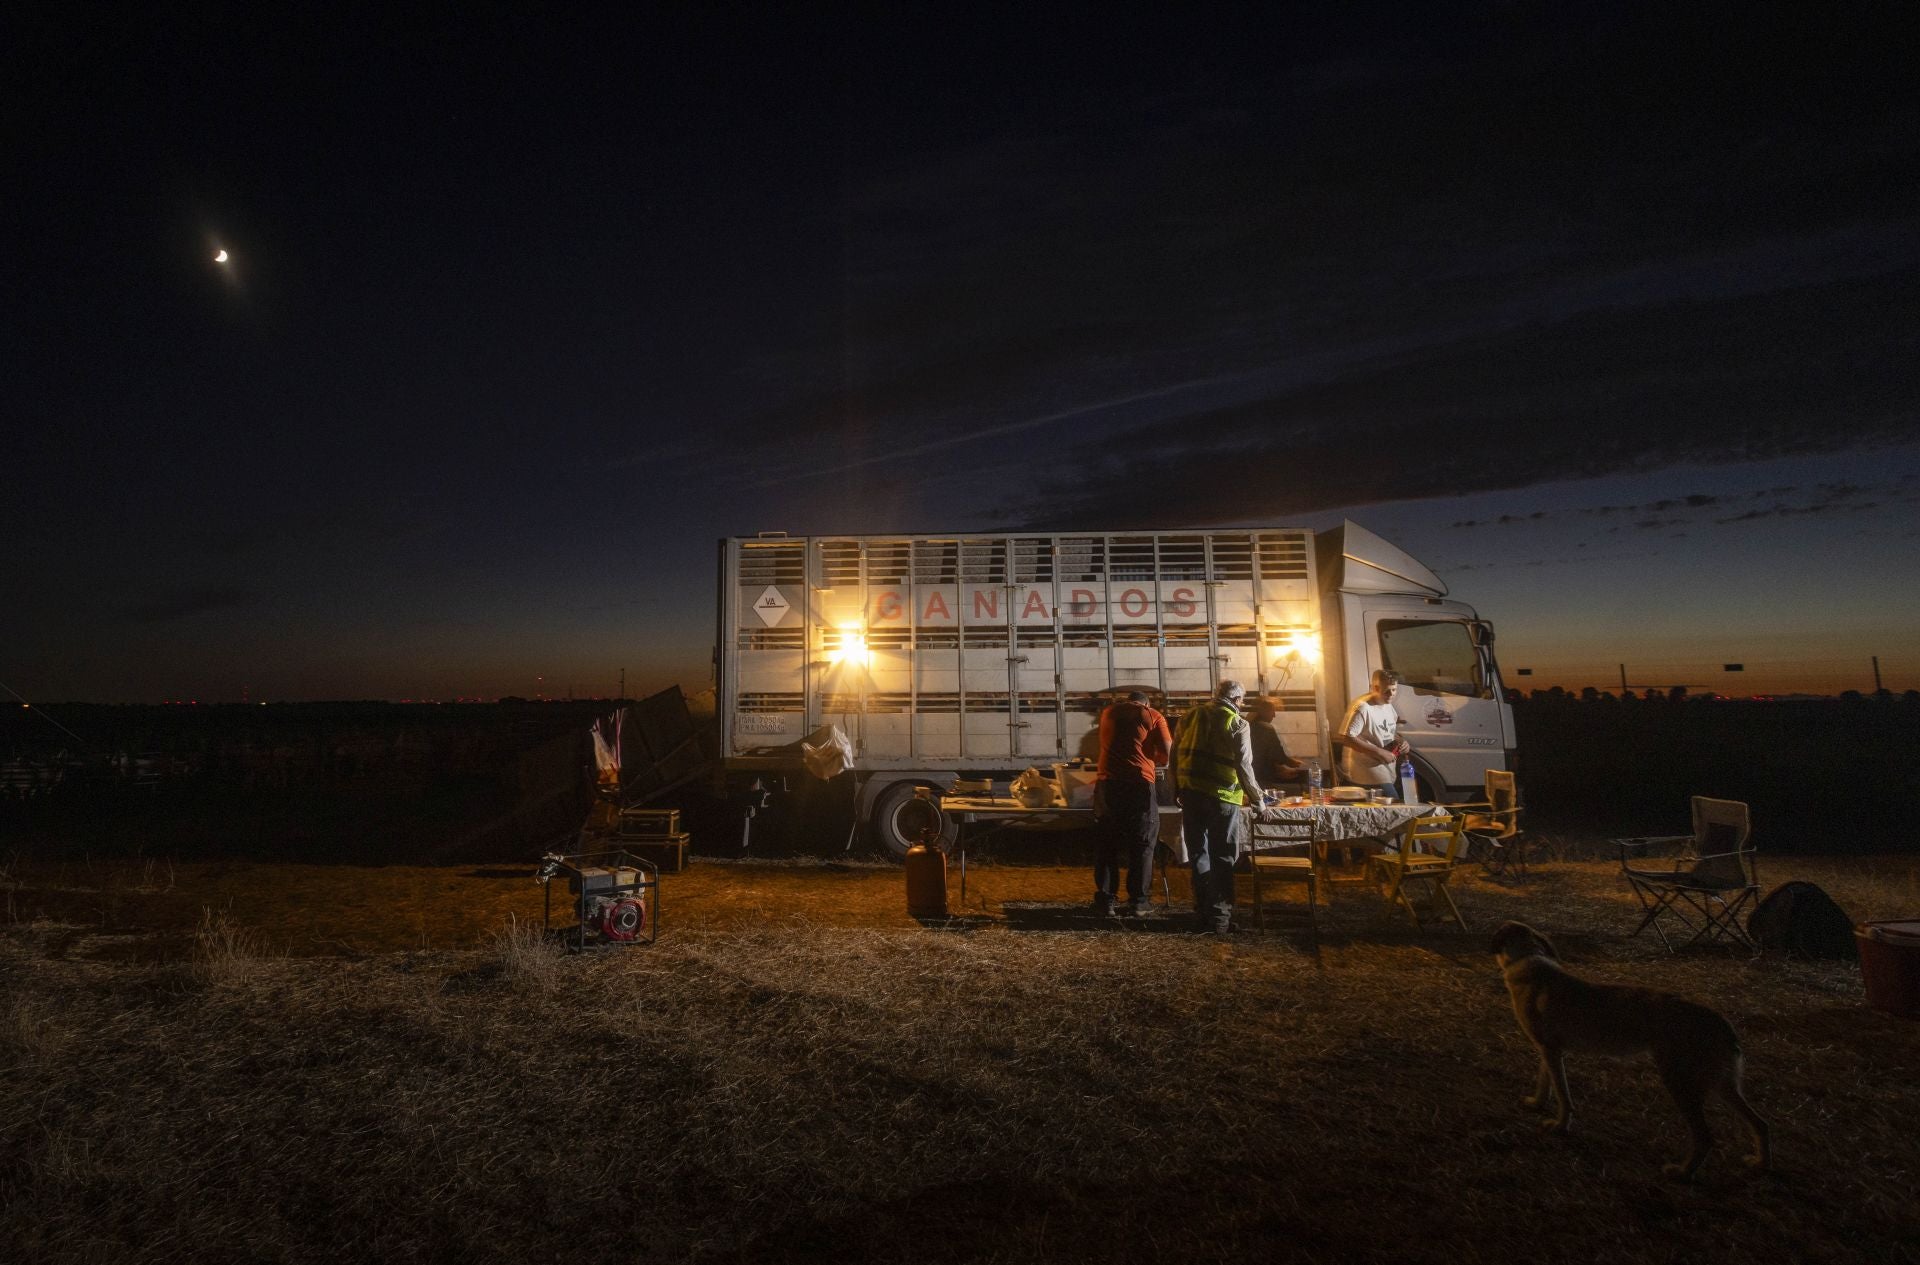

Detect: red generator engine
[535, 848, 661, 950]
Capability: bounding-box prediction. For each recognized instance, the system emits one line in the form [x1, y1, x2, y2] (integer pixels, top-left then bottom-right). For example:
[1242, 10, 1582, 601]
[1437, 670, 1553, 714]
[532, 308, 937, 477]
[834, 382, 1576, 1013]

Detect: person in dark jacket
[1092, 691, 1172, 916]
[1246, 696, 1307, 789]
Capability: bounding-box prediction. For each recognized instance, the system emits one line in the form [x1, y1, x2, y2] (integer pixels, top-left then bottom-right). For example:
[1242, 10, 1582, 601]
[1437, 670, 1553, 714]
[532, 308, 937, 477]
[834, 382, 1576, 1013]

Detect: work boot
[1090, 895, 1116, 916]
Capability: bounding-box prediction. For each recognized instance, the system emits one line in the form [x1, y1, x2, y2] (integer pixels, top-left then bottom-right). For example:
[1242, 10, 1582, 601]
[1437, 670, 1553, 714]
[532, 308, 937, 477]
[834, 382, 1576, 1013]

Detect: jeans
[1180, 790, 1240, 926]
[1094, 778, 1157, 905]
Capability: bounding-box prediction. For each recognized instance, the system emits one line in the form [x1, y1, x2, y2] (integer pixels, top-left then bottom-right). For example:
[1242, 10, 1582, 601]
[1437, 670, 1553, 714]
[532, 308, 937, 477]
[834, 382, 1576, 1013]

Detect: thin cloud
[1451, 512, 1548, 528]
[746, 368, 1280, 488]
[1441, 549, 1665, 574]
[708, 9, 1920, 511]
[1717, 502, 1880, 523]
[1007, 265, 1920, 530]
[119, 586, 255, 625]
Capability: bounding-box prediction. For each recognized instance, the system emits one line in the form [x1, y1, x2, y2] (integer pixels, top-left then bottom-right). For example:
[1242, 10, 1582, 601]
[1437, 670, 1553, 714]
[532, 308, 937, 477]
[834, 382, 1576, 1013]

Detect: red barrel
[1857, 920, 1920, 1019]
[906, 838, 948, 919]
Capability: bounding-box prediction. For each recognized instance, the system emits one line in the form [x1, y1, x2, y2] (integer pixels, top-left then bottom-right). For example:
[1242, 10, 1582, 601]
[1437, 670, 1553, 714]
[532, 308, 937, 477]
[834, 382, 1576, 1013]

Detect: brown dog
[1489, 920, 1770, 1178]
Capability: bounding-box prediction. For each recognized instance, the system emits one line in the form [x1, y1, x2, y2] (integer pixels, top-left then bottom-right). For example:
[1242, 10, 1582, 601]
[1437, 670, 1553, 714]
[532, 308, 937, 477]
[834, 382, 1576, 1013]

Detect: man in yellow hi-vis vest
[1174, 679, 1265, 934]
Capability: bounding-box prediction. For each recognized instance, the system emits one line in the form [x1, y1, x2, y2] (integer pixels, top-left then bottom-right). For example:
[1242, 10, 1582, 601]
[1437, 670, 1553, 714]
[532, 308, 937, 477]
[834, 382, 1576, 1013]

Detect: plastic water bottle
[1398, 753, 1418, 805]
[1306, 760, 1323, 805]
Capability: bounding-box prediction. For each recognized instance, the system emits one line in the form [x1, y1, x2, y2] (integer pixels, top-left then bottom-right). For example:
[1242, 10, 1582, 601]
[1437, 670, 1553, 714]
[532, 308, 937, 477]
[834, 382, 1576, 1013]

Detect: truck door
[1366, 614, 1504, 794]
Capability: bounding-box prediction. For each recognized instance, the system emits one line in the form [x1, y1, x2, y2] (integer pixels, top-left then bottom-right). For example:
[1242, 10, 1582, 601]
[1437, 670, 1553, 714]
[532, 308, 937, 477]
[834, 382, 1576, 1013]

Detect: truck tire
[868, 780, 957, 861]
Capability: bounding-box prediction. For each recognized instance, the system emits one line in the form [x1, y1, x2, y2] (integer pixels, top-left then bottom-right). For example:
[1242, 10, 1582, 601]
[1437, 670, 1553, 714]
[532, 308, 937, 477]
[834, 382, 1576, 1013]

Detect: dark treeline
[5, 696, 1914, 861]
[1, 700, 616, 777]
[0, 702, 620, 863]
[1511, 694, 1918, 853]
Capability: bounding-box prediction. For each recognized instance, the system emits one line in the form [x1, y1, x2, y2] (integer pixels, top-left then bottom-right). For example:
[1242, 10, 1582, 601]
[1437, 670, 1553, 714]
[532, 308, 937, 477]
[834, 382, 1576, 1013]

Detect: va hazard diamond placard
[752, 585, 793, 627]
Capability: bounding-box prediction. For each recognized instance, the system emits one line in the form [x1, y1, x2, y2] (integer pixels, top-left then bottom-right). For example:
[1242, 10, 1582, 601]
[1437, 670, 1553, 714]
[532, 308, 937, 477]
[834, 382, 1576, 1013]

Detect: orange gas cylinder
[905, 829, 949, 919]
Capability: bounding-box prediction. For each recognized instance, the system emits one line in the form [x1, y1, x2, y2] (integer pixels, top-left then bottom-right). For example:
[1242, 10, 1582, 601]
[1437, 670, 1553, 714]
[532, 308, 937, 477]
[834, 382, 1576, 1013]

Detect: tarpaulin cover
[800, 726, 853, 780]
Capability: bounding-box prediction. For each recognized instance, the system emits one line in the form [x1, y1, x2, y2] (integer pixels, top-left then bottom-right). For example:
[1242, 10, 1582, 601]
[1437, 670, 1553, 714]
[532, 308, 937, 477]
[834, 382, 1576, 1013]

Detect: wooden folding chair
[1617, 797, 1758, 952]
[1370, 812, 1470, 930]
[1247, 817, 1319, 936]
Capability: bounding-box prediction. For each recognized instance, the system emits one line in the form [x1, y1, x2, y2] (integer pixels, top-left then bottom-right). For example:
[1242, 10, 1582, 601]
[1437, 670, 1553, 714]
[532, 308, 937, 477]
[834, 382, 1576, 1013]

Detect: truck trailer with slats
[715, 521, 1515, 856]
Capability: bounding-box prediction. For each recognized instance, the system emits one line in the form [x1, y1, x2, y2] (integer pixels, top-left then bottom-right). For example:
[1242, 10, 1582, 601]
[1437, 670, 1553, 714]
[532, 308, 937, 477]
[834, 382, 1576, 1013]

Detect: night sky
[8, 4, 1918, 703]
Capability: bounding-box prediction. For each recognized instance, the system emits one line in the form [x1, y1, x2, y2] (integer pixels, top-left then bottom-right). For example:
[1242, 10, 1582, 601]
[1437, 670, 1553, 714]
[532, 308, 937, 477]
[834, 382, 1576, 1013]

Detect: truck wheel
[869, 781, 956, 861]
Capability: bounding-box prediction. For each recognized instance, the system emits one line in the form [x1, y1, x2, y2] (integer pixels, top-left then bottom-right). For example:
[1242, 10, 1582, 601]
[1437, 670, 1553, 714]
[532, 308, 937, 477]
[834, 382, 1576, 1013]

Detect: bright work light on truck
[827, 625, 872, 670]
[1274, 630, 1322, 668]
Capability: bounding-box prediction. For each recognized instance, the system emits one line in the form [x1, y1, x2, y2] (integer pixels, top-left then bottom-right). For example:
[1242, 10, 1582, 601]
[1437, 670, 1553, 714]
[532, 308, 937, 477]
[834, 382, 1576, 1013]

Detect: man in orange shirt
[1093, 690, 1173, 916]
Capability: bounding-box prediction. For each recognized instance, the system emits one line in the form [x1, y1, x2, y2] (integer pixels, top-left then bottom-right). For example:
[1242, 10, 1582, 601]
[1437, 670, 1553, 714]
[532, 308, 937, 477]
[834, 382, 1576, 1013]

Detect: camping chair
[1370, 812, 1470, 930]
[1451, 769, 1526, 878]
[1617, 797, 1758, 953]
[1247, 817, 1320, 936]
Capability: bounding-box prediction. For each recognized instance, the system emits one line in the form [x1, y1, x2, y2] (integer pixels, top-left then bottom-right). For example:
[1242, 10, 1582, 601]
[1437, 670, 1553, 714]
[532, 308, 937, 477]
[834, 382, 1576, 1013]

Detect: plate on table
[1326, 787, 1369, 803]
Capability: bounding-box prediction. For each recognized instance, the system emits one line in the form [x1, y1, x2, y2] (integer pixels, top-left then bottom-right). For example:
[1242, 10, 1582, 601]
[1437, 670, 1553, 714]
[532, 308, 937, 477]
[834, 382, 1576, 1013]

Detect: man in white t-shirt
[1336, 669, 1409, 794]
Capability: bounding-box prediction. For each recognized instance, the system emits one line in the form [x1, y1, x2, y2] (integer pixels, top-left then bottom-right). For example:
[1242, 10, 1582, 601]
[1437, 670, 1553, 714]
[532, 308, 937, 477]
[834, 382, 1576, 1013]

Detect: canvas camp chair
[1370, 812, 1470, 930]
[1247, 817, 1320, 936]
[1616, 797, 1758, 952]
[1452, 769, 1526, 878]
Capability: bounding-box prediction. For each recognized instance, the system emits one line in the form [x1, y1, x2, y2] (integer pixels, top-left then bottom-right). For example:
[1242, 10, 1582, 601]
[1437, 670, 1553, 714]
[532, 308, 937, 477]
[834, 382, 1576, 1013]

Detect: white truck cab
[1318, 523, 1515, 799]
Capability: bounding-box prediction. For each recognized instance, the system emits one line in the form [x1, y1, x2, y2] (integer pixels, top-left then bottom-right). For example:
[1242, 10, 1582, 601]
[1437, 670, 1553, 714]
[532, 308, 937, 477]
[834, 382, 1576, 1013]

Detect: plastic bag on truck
[799, 726, 854, 780]
[1010, 766, 1058, 808]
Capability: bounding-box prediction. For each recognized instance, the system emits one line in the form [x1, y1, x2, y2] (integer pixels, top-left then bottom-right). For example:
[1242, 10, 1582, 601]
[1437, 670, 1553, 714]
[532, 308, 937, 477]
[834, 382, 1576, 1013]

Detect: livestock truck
[715, 522, 1515, 856]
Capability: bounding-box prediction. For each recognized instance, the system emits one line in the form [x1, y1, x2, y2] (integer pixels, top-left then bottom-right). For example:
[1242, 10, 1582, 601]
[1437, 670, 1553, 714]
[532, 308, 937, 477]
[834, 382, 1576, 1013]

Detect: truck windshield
[1379, 620, 1489, 698]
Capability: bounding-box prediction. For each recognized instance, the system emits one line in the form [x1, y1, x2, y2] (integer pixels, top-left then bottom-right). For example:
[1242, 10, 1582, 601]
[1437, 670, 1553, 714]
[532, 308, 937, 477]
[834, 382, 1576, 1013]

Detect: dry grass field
[4, 846, 1918, 1264]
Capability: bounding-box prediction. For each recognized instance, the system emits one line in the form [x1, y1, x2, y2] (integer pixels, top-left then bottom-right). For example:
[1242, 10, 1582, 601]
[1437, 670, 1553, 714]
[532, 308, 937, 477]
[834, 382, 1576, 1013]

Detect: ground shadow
[1235, 918, 1327, 948]
[998, 901, 1195, 935]
[911, 914, 996, 932]
[440, 962, 503, 992]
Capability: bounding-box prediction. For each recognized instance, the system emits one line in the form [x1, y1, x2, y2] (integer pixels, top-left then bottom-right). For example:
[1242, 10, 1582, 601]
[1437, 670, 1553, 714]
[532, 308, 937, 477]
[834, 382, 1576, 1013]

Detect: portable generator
[535, 848, 661, 950]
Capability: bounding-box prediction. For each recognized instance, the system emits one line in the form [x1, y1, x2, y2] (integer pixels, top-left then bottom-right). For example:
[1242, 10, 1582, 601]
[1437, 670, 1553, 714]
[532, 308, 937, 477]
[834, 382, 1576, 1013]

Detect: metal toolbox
[618, 807, 681, 838]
